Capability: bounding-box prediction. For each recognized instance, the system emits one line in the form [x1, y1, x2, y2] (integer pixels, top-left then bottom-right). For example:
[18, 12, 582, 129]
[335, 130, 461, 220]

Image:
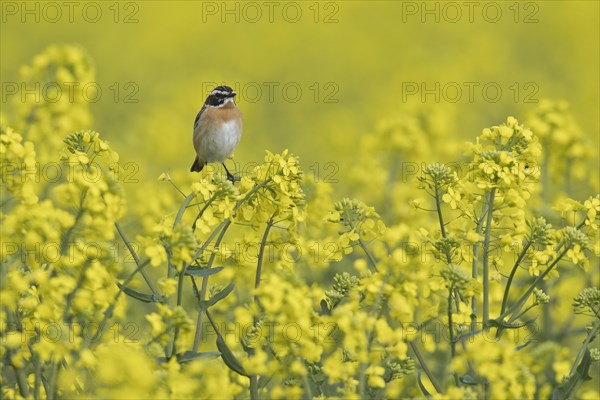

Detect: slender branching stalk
[357, 236, 378, 271]
[504, 248, 569, 322]
[447, 284, 459, 386]
[471, 200, 490, 324]
[554, 319, 600, 399]
[434, 185, 448, 242]
[499, 240, 532, 318]
[169, 270, 186, 358]
[570, 318, 600, 377]
[47, 360, 59, 400]
[192, 221, 231, 352]
[11, 359, 30, 398]
[191, 198, 215, 232]
[254, 215, 276, 297]
[191, 178, 274, 352]
[115, 222, 160, 296]
[33, 353, 42, 400]
[482, 188, 497, 325]
[433, 181, 466, 386]
[204, 309, 255, 398]
[248, 214, 276, 400]
[358, 278, 386, 399]
[409, 341, 443, 394]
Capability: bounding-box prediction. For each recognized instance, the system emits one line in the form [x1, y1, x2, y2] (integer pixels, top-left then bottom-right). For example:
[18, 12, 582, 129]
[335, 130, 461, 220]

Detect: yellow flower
[158, 172, 170, 181]
[584, 195, 600, 229]
[442, 187, 461, 209]
[365, 365, 386, 388]
[466, 230, 482, 243]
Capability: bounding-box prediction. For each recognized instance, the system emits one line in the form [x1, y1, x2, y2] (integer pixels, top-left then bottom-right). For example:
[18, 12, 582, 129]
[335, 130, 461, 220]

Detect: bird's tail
[190, 157, 204, 172]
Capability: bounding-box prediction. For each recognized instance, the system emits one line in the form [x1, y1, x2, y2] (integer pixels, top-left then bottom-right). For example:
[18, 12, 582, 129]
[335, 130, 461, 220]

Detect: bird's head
[206, 85, 236, 107]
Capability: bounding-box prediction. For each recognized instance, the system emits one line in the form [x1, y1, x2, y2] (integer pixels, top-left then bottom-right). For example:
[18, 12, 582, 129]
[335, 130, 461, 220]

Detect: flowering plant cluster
[1, 46, 599, 400]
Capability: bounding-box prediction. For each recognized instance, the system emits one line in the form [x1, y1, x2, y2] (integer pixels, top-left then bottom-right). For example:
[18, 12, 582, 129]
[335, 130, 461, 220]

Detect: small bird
[190, 85, 243, 182]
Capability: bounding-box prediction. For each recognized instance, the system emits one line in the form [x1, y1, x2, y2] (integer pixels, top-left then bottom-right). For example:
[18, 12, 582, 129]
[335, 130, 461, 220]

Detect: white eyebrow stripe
[211, 90, 230, 96]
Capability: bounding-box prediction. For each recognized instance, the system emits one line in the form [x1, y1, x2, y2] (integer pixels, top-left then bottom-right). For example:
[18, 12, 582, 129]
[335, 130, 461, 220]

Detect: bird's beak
[231, 92, 237, 97]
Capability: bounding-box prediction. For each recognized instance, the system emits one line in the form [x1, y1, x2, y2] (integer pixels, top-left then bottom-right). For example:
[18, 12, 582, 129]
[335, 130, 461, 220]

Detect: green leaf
[157, 351, 220, 364]
[258, 375, 272, 389]
[117, 282, 163, 303]
[575, 350, 593, 381]
[552, 350, 594, 400]
[177, 351, 221, 363]
[199, 282, 235, 311]
[487, 317, 535, 330]
[416, 371, 432, 398]
[460, 374, 478, 385]
[185, 266, 224, 277]
[216, 335, 248, 377]
[320, 299, 331, 315]
[174, 193, 195, 228]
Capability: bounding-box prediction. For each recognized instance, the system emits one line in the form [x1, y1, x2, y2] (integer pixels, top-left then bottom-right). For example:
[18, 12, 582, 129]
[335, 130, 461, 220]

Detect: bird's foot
[226, 172, 239, 183]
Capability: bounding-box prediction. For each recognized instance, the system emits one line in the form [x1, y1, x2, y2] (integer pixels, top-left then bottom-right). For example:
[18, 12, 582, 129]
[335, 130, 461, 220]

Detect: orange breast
[203, 102, 243, 124]
[194, 104, 243, 156]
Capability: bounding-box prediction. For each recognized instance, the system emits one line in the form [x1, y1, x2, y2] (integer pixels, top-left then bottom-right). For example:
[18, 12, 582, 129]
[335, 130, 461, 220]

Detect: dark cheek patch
[206, 95, 223, 107]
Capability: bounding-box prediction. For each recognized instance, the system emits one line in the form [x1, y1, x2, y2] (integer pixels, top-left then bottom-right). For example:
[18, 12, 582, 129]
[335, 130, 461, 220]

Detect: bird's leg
[222, 163, 235, 183]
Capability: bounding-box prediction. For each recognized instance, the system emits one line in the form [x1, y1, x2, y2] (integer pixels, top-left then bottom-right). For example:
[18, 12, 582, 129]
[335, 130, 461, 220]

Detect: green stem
[246, 215, 276, 400]
[255, 216, 275, 300]
[434, 185, 448, 239]
[300, 361, 314, 399]
[33, 354, 41, 399]
[77, 257, 150, 353]
[446, 282, 465, 387]
[192, 221, 232, 352]
[166, 223, 192, 359]
[501, 221, 585, 322]
[482, 188, 497, 325]
[499, 240, 532, 317]
[174, 193, 195, 228]
[357, 236, 378, 272]
[47, 360, 59, 400]
[169, 271, 186, 358]
[570, 319, 600, 376]
[434, 185, 453, 264]
[59, 191, 87, 256]
[471, 200, 489, 325]
[115, 222, 160, 297]
[205, 309, 250, 388]
[448, 288, 455, 359]
[192, 198, 215, 232]
[433, 184, 463, 316]
[40, 372, 50, 400]
[342, 205, 378, 272]
[186, 178, 273, 272]
[358, 297, 386, 399]
[11, 361, 30, 398]
[191, 179, 273, 352]
[409, 341, 443, 394]
[448, 285, 458, 387]
[168, 178, 188, 198]
[63, 264, 90, 322]
[512, 303, 537, 322]
[504, 248, 569, 322]
[249, 376, 259, 400]
[554, 319, 600, 399]
[176, 271, 185, 306]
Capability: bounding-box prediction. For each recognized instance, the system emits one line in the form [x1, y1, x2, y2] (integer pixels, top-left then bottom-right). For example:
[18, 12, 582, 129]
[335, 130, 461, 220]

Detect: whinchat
[190, 85, 243, 182]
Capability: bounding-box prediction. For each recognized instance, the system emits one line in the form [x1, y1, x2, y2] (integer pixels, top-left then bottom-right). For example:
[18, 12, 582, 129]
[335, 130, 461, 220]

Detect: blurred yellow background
[2, 2, 599, 398]
[2, 0, 598, 182]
